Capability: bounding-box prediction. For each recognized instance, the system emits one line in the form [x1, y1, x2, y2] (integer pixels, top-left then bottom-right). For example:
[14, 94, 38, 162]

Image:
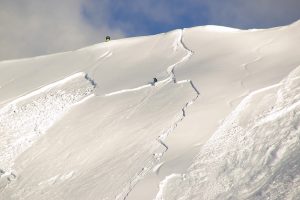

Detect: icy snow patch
[0, 72, 95, 173]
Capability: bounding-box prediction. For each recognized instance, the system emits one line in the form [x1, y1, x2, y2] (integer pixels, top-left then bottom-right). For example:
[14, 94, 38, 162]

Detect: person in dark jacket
[152, 78, 158, 86]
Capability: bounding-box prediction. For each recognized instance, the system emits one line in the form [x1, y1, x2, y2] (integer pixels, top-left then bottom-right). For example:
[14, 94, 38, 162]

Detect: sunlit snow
[1, 20, 300, 200]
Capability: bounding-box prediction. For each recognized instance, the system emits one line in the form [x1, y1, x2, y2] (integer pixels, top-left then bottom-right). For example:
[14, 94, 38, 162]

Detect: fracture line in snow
[167, 29, 194, 84]
[0, 72, 88, 113]
[104, 57, 195, 98]
[156, 29, 199, 144]
[105, 84, 152, 97]
[117, 29, 201, 200]
[105, 30, 195, 97]
[150, 29, 199, 199]
[105, 78, 199, 97]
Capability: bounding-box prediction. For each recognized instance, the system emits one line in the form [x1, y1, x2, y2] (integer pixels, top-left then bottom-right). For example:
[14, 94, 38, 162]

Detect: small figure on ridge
[152, 78, 158, 86]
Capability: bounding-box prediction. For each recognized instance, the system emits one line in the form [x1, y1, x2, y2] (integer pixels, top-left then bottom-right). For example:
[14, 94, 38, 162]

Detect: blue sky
[81, 0, 300, 36]
[1, 0, 300, 60]
[81, 0, 210, 36]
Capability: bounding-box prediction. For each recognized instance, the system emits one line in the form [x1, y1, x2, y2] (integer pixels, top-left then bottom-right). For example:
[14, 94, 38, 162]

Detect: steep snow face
[0, 82, 197, 200]
[0, 73, 95, 172]
[0, 20, 300, 200]
[0, 49, 104, 105]
[128, 21, 300, 200]
[0, 29, 198, 199]
[156, 66, 300, 200]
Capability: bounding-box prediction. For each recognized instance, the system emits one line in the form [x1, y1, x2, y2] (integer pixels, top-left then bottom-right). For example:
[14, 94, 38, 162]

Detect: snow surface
[0, 20, 300, 199]
[0, 72, 95, 172]
[156, 65, 300, 200]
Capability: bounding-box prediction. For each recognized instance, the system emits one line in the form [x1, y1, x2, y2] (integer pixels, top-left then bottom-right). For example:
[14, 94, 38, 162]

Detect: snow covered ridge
[156, 66, 300, 200]
[0, 72, 95, 175]
[0, 20, 300, 199]
[113, 29, 200, 200]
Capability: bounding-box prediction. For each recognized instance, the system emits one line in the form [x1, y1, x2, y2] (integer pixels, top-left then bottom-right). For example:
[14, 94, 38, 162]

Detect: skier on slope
[151, 78, 158, 86]
[105, 36, 111, 42]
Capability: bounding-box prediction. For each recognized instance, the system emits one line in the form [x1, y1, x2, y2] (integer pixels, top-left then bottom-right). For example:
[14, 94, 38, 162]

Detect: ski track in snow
[114, 29, 200, 200]
[0, 72, 96, 186]
[240, 39, 274, 88]
[86, 50, 113, 76]
[0, 78, 15, 90]
[228, 38, 275, 108]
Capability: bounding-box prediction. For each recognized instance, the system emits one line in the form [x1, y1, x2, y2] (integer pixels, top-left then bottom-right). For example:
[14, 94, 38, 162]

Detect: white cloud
[1, 0, 299, 61]
[0, 0, 124, 61]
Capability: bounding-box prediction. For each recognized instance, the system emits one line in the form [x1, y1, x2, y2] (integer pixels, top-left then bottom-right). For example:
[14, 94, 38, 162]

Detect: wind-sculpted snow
[156, 66, 300, 200]
[0, 72, 95, 177]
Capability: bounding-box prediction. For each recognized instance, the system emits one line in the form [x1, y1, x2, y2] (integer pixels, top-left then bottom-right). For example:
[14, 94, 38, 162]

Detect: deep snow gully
[115, 29, 200, 200]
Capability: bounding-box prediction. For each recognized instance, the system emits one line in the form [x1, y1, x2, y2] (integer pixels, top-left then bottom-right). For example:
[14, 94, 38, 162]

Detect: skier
[152, 78, 158, 86]
[106, 36, 111, 42]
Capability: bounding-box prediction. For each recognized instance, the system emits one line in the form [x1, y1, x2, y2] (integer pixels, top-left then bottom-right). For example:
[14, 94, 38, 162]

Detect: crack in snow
[156, 67, 300, 200]
[105, 84, 152, 97]
[115, 29, 200, 200]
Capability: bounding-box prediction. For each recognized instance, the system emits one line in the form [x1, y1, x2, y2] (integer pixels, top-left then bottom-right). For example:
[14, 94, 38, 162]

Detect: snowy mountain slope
[0, 72, 95, 172]
[156, 65, 300, 200]
[128, 21, 300, 199]
[0, 48, 104, 105]
[1, 82, 196, 200]
[0, 28, 197, 199]
[0, 20, 300, 200]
